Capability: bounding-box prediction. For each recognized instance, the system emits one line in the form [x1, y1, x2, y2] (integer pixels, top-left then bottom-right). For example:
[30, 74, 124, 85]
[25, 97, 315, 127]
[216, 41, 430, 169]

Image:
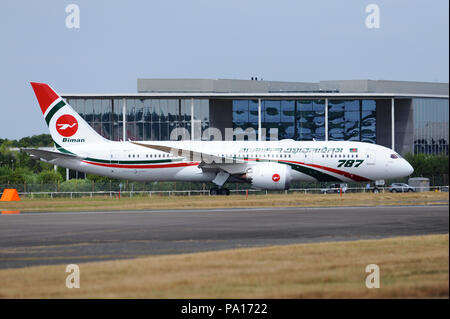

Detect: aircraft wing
[23, 148, 81, 163]
[131, 142, 249, 175]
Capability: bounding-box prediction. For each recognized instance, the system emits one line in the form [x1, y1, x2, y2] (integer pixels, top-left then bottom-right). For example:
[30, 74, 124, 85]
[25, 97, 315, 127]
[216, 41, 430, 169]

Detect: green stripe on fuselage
[84, 157, 181, 165]
[45, 100, 66, 125]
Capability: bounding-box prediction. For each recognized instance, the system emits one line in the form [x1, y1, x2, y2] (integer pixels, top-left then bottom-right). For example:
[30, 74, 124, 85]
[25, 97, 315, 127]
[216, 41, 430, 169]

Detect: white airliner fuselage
[26, 82, 414, 194]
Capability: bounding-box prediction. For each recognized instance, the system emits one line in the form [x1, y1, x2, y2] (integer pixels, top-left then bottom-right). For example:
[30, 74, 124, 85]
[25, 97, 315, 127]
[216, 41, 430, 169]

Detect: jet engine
[244, 162, 292, 190]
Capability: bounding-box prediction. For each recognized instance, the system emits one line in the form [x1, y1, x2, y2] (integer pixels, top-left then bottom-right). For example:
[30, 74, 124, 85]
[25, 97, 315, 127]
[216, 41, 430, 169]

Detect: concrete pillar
[391, 98, 395, 150]
[191, 98, 194, 140]
[325, 98, 329, 141]
[258, 98, 262, 141]
[122, 98, 126, 141]
[375, 99, 392, 149]
[394, 99, 414, 155]
[208, 99, 232, 140]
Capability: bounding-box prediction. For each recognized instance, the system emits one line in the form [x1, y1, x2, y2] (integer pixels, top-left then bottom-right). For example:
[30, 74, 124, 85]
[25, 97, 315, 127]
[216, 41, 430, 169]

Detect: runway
[0, 205, 448, 269]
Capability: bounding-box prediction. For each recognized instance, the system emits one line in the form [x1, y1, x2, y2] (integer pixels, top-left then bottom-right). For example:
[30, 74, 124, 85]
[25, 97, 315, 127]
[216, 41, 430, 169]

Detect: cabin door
[366, 149, 376, 165]
[109, 151, 120, 173]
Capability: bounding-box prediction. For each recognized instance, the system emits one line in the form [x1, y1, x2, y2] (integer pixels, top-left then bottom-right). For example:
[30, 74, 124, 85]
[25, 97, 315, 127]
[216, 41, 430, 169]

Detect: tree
[403, 153, 449, 178]
[37, 170, 63, 184]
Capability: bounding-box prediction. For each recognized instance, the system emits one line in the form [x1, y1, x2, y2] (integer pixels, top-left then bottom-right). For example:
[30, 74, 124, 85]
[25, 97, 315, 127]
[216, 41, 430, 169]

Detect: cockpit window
[390, 153, 399, 159]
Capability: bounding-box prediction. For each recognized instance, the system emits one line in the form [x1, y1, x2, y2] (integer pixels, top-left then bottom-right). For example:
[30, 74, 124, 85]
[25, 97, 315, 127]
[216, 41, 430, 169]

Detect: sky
[0, 0, 448, 139]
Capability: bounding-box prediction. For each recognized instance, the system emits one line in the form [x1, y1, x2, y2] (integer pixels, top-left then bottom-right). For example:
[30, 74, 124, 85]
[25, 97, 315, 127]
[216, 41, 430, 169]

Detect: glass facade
[413, 98, 449, 155]
[69, 98, 115, 140]
[68, 98, 209, 141]
[232, 100, 258, 140]
[327, 100, 376, 143]
[361, 100, 377, 144]
[66, 96, 448, 154]
[297, 100, 325, 141]
[232, 99, 376, 143]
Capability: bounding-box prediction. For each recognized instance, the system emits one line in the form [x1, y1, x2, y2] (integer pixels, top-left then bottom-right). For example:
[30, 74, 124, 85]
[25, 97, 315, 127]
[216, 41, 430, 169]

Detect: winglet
[30, 82, 59, 114]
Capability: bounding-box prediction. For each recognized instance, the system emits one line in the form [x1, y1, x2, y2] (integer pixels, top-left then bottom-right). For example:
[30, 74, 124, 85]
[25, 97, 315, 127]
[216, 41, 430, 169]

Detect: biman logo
[272, 174, 281, 182]
[56, 114, 78, 137]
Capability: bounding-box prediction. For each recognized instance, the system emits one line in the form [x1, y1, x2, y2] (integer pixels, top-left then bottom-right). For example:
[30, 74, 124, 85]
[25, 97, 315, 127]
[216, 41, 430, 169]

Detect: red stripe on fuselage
[84, 158, 368, 181]
[283, 160, 369, 182]
[81, 160, 199, 169]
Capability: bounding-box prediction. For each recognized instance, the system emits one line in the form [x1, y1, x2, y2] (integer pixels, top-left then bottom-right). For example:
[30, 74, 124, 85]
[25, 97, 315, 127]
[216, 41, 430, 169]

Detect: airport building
[62, 79, 449, 156]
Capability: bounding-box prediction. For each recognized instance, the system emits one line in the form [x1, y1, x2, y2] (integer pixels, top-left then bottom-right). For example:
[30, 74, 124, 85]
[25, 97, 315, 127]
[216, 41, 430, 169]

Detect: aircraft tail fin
[30, 82, 107, 148]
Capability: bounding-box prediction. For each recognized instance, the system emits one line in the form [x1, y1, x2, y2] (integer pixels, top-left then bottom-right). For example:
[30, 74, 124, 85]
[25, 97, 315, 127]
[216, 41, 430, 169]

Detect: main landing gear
[210, 171, 231, 195]
[210, 187, 230, 196]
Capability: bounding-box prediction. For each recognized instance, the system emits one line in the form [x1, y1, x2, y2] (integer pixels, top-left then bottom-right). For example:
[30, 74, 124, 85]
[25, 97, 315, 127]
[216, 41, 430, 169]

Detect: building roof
[137, 78, 449, 95]
[61, 78, 449, 99]
[61, 92, 448, 99]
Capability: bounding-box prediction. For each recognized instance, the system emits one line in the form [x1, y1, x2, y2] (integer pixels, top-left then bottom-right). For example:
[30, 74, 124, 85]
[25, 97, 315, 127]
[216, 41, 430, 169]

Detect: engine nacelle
[245, 163, 292, 190]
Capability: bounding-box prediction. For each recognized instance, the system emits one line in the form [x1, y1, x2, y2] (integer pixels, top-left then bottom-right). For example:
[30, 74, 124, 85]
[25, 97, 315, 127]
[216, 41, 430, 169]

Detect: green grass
[0, 234, 447, 298]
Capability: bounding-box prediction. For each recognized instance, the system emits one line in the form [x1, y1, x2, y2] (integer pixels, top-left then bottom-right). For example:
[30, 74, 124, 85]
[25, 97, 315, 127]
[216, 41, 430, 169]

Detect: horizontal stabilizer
[23, 148, 80, 163]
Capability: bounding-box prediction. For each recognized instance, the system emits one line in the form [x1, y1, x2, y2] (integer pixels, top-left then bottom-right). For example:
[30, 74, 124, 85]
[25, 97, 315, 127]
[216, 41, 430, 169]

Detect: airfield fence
[1, 185, 448, 199]
[0, 173, 448, 194]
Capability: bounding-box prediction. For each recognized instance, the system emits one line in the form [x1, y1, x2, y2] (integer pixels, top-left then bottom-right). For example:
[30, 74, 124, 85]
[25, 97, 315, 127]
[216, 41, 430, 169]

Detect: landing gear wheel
[210, 187, 230, 196]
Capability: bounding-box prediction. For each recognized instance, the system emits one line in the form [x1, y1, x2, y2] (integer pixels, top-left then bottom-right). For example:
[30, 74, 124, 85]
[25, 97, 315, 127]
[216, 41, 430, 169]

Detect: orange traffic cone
[0, 189, 21, 201]
[1, 210, 21, 214]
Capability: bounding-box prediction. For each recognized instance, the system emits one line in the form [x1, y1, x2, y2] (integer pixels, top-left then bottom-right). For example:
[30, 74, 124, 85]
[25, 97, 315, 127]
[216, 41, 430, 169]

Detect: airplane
[25, 82, 414, 195]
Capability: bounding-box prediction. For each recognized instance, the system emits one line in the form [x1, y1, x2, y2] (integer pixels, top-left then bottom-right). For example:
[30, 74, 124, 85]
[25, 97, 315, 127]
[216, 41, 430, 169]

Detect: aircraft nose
[403, 159, 414, 176]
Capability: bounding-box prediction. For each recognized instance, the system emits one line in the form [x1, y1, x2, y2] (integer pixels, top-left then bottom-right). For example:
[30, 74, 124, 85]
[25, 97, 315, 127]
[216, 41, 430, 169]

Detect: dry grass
[0, 234, 447, 298]
[0, 191, 448, 212]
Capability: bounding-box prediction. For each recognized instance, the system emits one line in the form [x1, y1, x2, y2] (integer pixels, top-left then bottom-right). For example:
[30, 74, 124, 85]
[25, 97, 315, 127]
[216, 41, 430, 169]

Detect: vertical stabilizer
[30, 82, 107, 149]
